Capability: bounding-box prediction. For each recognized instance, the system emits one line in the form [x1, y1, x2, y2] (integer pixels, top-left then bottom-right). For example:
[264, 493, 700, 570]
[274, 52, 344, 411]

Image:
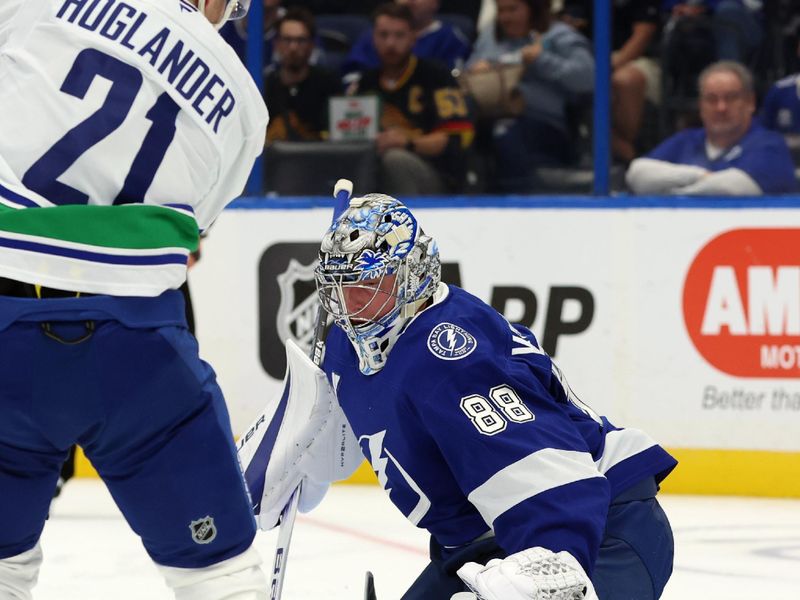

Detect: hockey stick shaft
[268, 179, 353, 600]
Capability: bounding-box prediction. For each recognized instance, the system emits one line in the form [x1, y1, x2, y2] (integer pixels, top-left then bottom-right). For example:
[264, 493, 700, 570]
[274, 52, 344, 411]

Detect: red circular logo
[683, 229, 800, 377]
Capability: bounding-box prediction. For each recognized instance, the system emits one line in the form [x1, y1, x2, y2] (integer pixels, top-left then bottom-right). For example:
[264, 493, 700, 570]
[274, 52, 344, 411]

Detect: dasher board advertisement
[184, 201, 800, 496]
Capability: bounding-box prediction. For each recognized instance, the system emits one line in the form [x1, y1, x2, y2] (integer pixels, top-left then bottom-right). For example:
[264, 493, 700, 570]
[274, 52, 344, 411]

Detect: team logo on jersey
[427, 322, 477, 361]
[189, 516, 217, 545]
[359, 431, 431, 525]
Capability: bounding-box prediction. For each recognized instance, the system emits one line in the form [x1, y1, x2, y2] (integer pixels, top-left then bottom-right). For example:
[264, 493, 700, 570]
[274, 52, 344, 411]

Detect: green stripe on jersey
[0, 204, 198, 251]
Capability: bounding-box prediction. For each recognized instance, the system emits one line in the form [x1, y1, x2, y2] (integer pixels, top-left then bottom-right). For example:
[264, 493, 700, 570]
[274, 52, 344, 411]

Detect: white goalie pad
[237, 340, 363, 530]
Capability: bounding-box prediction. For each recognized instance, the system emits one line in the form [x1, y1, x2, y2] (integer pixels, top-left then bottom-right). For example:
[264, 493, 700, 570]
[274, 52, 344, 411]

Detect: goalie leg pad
[158, 546, 268, 600]
[0, 543, 42, 600]
[238, 339, 363, 530]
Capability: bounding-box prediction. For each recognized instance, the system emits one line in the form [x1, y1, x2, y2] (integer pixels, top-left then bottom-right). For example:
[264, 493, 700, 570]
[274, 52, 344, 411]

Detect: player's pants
[402, 476, 673, 599]
[0, 290, 257, 569]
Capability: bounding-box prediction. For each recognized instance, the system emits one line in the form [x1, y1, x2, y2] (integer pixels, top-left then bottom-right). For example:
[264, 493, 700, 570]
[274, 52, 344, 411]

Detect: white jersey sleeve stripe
[595, 428, 659, 475]
[0, 182, 42, 209]
[467, 448, 603, 527]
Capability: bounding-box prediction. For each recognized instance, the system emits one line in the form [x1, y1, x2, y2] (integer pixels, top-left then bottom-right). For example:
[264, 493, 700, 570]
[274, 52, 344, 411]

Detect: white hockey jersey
[0, 0, 268, 295]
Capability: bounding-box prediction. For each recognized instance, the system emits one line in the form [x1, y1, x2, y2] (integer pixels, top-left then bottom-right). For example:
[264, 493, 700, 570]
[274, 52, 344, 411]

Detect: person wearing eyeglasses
[626, 61, 797, 195]
[265, 7, 343, 141]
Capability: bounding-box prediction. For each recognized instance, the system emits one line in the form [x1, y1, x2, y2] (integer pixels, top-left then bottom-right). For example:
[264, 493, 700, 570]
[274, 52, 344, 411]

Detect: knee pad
[158, 546, 268, 600]
[0, 543, 43, 600]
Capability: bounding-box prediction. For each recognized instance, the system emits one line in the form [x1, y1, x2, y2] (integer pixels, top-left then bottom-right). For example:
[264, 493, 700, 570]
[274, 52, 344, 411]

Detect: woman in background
[466, 0, 594, 192]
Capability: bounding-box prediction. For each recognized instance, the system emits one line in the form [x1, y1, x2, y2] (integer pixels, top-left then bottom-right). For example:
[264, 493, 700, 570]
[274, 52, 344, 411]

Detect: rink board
[75, 196, 800, 497]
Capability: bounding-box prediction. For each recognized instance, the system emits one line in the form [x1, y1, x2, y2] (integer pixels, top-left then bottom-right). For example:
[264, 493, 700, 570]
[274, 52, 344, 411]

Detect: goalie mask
[315, 194, 441, 375]
[198, 0, 251, 29]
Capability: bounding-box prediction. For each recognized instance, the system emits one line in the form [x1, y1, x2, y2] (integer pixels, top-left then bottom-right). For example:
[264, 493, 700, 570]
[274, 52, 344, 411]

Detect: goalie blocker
[237, 339, 362, 531]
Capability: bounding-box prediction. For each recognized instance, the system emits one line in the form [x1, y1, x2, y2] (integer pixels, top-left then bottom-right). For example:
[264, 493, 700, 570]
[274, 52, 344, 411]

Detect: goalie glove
[237, 339, 363, 530]
[456, 547, 599, 600]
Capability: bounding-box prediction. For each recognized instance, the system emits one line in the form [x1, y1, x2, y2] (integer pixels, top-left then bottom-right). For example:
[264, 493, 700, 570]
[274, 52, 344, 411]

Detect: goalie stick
[267, 179, 354, 600]
[363, 571, 377, 600]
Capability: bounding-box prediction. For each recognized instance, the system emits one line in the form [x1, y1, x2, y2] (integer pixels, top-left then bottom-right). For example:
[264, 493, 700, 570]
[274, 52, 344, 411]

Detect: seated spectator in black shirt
[265, 8, 343, 142]
[348, 3, 474, 195]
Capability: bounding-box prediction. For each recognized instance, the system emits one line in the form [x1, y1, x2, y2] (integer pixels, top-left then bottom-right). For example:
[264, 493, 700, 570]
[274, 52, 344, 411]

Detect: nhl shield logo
[277, 258, 320, 354]
[189, 516, 217, 545]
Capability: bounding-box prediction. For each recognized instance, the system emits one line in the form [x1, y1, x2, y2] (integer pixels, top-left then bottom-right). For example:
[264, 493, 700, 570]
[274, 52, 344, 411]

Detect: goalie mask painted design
[198, 0, 251, 29]
[315, 194, 441, 375]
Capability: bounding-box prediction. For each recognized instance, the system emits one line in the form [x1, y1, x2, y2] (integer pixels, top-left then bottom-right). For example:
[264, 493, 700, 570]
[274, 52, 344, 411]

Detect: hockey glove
[456, 547, 598, 600]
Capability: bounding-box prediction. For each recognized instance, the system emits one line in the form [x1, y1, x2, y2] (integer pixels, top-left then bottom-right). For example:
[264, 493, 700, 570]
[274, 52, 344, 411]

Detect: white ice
[36, 480, 800, 599]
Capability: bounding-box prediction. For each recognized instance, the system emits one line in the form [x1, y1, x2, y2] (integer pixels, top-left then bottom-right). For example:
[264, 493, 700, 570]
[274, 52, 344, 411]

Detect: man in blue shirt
[342, 0, 470, 76]
[626, 60, 797, 194]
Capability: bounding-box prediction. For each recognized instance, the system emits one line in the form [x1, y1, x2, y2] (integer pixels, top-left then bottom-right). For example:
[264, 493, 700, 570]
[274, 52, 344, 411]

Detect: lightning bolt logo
[427, 322, 477, 361]
[445, 327, 457, 350]
[358, 430, 431, 525]
[362, 430, 391, 491]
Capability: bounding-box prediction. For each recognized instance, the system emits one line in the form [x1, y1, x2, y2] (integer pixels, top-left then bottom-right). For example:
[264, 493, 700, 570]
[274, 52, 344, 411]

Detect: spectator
[221, 0, 328, 72]
[626, 61, 797, 194]
[342, 0, 471, 76]
[466, 0, 594, 192]
[660, 0, 764, 105]
[759, 40, 800, 181]
[760, 74, 800, 151]
[664, 0, 763, 64]
[265, 8, 343, 142]
[759, 42, 800, 155]
[348, 3, 474, 195]
[562, 0, 663, 163]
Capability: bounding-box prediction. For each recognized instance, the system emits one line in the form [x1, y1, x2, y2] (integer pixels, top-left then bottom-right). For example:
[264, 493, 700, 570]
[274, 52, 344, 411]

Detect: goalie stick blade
[363, 571, 377, 600]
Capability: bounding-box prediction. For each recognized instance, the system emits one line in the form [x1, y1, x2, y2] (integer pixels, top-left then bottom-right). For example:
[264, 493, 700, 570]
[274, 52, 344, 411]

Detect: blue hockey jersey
[323, 284, 677, 574]
[759, 74, 800, 135]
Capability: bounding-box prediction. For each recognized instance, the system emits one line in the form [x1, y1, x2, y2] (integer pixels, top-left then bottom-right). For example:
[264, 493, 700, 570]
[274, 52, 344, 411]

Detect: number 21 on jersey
[23, 48, 180, 206]
[460, 385, 534, 436]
